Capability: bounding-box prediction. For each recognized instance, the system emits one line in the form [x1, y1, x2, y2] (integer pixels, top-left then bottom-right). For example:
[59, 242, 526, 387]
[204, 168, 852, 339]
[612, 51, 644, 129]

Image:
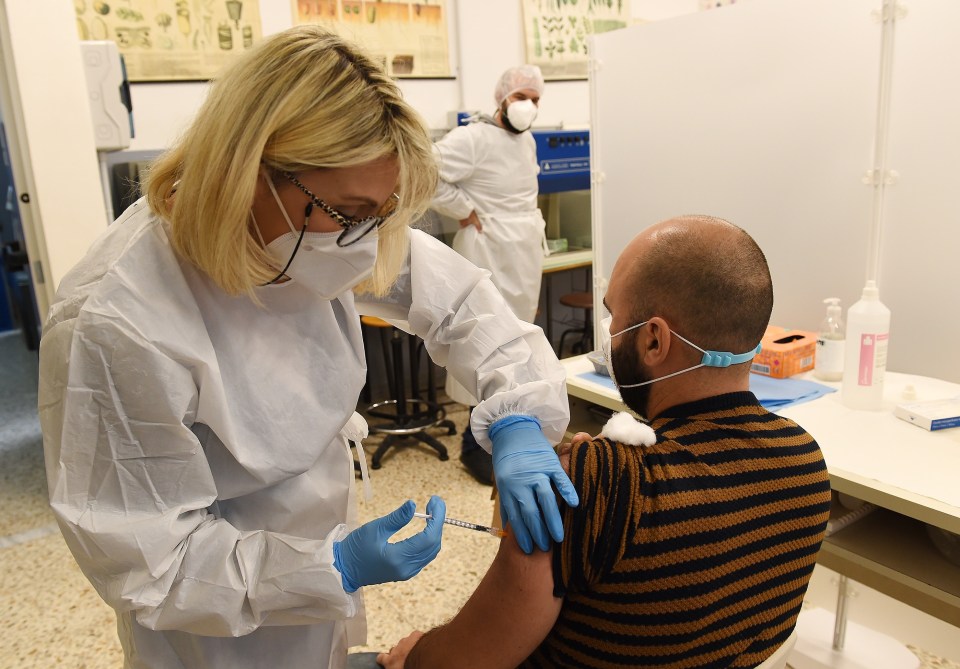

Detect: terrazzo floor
[1, 330, 958, 668]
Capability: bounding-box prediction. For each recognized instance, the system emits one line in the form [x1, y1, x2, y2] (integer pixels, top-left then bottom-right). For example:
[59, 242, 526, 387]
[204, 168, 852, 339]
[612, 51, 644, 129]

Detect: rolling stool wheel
[360, 316, 455, 469]
[557, 291, 594, 358]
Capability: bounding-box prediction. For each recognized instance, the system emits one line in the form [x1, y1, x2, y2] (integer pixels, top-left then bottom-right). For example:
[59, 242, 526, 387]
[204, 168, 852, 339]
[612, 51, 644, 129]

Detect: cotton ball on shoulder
[601, 412, 656, 447]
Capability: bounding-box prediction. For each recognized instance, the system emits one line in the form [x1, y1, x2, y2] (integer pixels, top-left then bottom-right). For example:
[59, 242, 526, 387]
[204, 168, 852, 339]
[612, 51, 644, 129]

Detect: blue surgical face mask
[600, 315, 761, 390]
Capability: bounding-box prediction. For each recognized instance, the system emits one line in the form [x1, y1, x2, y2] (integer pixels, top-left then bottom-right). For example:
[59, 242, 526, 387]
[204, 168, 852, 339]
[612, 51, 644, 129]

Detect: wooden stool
[359, 316, 456, 469]
[557, 291, 594, 358]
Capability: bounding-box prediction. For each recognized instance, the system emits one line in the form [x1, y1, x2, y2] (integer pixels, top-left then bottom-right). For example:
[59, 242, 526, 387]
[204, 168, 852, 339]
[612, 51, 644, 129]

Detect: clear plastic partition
[881, 3, 960, 383]
[589, 0, 881, 349]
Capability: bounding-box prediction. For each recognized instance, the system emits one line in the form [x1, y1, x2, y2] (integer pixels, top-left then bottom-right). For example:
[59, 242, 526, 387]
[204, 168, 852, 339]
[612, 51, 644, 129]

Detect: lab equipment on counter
[81, 41, 133, 151]
[750, 326, 816, 379]
[545, 237, 568, 254]
[814, 297, 845, 381]
[587, 350, 609, 376]
[532, 129, 590, 194]
[448, 110, 481, 127]
[413, 512, 506, 538]
[842, 280, 890, 410]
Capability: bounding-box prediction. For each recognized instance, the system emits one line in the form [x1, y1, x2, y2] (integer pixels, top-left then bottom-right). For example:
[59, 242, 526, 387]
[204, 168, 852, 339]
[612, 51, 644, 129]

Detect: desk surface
[542, 249, 592, 273]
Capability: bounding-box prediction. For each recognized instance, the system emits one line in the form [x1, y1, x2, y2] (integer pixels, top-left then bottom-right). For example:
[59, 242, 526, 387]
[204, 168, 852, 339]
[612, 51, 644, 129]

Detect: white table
[541, 248, 593, 274]
[540, 250, 593, 350]
[561, 355, 960, 630]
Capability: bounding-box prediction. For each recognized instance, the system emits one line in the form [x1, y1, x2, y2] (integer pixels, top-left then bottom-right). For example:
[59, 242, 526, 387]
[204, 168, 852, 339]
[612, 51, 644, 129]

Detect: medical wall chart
[522, 0, 631, 80]
[73, 0, 264, 81]
[291, 1, 451, 78]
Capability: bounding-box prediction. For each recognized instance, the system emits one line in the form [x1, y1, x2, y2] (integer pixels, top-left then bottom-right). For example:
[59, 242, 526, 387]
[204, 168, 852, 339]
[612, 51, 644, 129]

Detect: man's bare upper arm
[406, 528, 564, 669]
[403, 440, 582, 668]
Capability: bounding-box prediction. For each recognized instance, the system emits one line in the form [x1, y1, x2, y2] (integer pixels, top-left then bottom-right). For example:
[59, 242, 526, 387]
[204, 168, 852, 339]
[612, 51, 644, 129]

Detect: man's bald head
[615, 215, 773, 355]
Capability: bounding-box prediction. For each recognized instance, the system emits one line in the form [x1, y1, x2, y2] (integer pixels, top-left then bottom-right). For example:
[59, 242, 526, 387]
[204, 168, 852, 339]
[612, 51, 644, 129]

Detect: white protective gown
[431, 119, 548, 405]
[37, 199, 569, 669]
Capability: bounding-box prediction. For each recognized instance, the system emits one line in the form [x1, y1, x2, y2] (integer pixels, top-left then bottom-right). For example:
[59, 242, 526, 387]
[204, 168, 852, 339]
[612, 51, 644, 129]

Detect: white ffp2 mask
[259, 177, 378, 300]
[505, 99, 538, 132]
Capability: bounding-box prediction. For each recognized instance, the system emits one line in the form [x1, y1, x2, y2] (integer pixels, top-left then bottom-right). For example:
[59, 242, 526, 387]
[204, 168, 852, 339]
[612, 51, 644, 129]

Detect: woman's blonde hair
[144, 25, 437, 297]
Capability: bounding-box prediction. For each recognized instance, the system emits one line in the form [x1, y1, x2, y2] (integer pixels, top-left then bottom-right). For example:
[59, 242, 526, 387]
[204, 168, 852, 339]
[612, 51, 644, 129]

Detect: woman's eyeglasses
[281, 171, 399, 247]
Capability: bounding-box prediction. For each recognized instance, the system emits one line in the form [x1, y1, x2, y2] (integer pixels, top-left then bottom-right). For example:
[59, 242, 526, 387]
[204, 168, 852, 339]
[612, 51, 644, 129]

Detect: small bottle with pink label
[841, 280, 890, 410]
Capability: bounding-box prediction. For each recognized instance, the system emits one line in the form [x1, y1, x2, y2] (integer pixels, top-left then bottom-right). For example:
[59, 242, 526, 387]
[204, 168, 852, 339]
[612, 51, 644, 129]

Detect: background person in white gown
[431, 65, 548, 485]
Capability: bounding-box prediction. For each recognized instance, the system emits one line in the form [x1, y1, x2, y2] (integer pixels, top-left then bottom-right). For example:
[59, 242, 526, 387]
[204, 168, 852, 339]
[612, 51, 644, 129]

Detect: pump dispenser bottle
[814, 298, 845, 381]
[841, 281, 890, 410]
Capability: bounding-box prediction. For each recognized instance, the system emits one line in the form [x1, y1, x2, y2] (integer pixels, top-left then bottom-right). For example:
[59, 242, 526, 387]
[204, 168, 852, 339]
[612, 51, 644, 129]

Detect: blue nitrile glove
[333, 496, 445, 593]
[489, 415, 579, 554]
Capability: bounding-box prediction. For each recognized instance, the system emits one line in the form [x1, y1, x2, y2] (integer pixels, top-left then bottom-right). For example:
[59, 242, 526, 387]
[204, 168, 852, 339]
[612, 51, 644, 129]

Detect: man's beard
[612, 336, 652, 418]
[498, 101, 523, 134]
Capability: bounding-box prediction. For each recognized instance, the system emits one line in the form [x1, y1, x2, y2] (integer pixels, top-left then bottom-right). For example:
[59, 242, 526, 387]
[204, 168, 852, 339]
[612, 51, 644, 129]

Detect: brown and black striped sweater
[521, 392, 831, 669]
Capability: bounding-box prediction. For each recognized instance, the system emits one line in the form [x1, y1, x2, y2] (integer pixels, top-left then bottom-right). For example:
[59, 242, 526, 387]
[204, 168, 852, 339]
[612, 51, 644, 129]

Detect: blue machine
[532, 129, 591, 194]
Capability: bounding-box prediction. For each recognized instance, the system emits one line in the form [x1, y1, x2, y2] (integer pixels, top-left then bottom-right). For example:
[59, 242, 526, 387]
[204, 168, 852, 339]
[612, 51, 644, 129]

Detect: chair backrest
[755, 630, 798, 669]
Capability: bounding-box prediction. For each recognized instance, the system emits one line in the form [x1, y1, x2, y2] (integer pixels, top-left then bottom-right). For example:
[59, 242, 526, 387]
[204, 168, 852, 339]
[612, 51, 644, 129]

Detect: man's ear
[640, 317, 672, 367]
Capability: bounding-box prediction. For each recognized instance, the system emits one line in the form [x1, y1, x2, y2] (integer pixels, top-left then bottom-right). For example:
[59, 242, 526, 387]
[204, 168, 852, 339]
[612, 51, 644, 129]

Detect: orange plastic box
[750, 326, 817, 379]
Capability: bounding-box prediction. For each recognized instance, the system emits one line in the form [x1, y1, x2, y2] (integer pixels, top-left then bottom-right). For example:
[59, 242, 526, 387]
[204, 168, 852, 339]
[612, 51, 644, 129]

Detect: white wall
[128, 0, 704, 151]
[0, 0, 706, 315]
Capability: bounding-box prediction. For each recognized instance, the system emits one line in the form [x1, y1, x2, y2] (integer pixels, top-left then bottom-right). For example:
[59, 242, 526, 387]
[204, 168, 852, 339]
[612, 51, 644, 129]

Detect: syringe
[413, 512, 506, 538]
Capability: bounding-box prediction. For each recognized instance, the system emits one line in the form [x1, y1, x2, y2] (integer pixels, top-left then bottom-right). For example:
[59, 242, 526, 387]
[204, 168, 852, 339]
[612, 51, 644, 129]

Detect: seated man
[378, 215, 832, 669]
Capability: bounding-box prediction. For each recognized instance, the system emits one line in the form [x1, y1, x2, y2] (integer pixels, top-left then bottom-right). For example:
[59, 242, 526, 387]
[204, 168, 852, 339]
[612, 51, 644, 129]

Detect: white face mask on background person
[505, 99, 538, 132]
[257, 176, 378, 300]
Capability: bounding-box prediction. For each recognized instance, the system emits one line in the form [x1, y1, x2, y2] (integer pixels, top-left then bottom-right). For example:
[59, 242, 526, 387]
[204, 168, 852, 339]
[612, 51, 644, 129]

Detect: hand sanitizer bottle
[841, 281, 890, 410]
[814, 298, 844, 381]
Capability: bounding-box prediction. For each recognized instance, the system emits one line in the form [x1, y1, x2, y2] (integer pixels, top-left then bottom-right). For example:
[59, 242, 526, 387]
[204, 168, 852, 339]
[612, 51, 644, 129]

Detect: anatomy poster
[291, 1, 451, 78]
[74, 0, 264, 81]
[522, 0, 631, 80]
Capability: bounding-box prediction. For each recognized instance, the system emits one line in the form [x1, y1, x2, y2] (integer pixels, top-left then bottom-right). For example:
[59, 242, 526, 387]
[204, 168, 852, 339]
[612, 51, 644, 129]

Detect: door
[0, 0, 108, 327]
[0, 117, 39, 350]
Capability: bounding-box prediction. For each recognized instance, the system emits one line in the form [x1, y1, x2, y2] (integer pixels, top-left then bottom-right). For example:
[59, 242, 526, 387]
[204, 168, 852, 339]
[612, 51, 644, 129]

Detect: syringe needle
[413, 512, 506, 538]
